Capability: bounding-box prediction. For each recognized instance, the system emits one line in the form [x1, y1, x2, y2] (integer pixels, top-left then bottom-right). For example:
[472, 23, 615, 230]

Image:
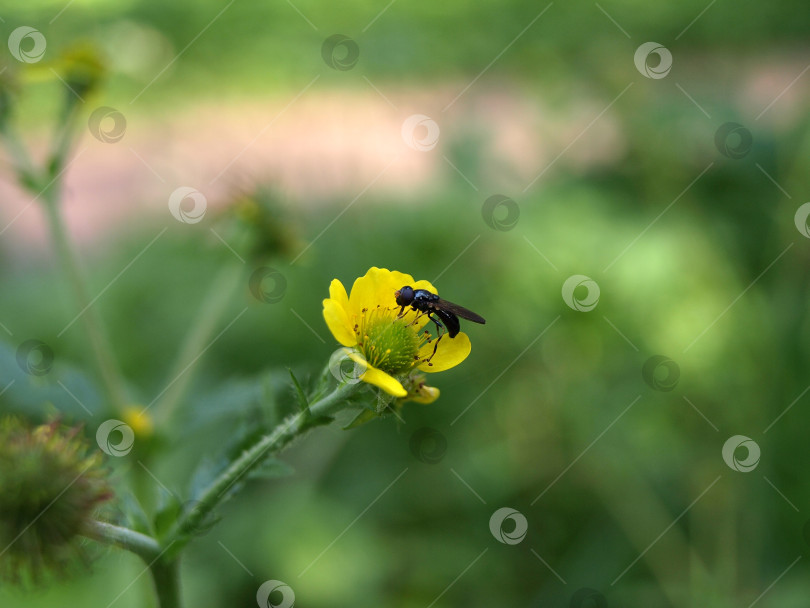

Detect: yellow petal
[323, 299, 356, 347]
[411, 279, 437, 294]
[407, 385, 440, 404]
[349, 267, 389, 316]
[329, 279, 349, 313]
[360, 366, 407, 397]
[418, 332, 471, 372]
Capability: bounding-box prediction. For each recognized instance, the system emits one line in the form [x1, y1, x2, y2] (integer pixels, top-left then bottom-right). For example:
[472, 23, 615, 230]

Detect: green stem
[41, 191, 129, 413]
[154, 263, 245, 425]
[1, 105, 129, 414]
[84, 521, 181, 608]
[150, 557, 182, 608]
[165, 381, 361, 550]
[84, 520, 161, 562]
[0, 123, 37, 186]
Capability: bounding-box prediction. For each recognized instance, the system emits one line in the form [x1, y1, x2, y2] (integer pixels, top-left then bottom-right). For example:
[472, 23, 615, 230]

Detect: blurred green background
[2, 0, 810, 606]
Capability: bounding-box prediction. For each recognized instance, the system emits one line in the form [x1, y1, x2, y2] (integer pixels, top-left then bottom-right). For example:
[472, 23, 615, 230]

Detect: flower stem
[84, 520, 161, 562]
[85, 521, 181, 608]
[149, 557, 182, 608]
[154, 263, 246, 425]
[1, 112, 129, 414]
[41, 190, 129, 413]
[165, 381, 361, 549]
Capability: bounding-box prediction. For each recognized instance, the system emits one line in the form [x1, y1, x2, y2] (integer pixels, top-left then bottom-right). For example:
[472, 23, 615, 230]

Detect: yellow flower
[322, 267, 472, 400]
[122, 406, 154, 439]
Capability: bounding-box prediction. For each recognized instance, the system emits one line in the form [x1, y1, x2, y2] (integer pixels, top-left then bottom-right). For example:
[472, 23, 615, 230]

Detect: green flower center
[358, 309, 420, 375]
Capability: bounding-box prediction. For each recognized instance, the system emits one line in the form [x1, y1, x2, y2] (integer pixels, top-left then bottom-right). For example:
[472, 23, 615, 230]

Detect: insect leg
[424, 312, 446, 364]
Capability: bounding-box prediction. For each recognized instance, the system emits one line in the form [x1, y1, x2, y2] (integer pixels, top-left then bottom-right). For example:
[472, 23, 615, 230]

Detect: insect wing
[435, 298, 486, 324]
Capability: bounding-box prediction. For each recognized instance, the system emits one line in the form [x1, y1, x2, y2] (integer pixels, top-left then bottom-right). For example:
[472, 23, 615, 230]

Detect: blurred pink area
[1, 56, 804, 252]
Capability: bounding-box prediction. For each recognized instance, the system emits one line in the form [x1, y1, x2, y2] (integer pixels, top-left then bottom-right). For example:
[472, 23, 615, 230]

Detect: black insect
[395, 286, 486, 362]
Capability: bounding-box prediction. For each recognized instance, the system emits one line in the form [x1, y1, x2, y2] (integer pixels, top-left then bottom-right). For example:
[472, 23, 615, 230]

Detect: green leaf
[343, 408, 378, 429]
[300, 414, 334, 431]
[118, 491, 152, 536]
[288, 368, 309, 413]
[153, 489, 182, 540]
[0, 340, 106, 421]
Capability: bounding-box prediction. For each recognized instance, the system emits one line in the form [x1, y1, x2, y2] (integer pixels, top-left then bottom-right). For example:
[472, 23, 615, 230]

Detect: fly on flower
[322, 267, 476, 402]
[394, 286, 486, 362]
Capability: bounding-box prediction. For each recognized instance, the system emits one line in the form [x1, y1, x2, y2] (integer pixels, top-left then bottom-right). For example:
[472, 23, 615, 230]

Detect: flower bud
[0, 418, 112, 585]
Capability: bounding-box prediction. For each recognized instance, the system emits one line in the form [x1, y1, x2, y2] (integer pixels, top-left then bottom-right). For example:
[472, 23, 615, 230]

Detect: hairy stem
[84, 520, 161, 562]
[165, 381, 361, 550]
[85, 521, 181, 608]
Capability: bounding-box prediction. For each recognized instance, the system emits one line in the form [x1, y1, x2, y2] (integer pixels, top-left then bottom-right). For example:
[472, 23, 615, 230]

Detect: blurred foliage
[2, 0, 810, 607]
